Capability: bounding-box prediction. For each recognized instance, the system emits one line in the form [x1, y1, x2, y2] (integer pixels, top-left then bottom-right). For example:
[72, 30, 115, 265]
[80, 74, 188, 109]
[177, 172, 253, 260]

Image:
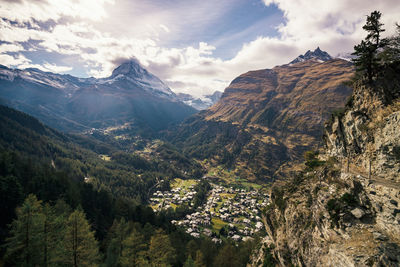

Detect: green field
[171, 178, 198, 190]
[211, 218, 227, 231]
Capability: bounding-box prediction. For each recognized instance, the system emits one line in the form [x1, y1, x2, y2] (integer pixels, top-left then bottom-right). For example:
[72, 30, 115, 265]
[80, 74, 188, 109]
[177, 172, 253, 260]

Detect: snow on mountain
[289, 47, 332, 64]
[98, 60, 174, 97]
[0, 62, 196, 133]
[0, 65, 82, 92]
[0, 60, 177, 100]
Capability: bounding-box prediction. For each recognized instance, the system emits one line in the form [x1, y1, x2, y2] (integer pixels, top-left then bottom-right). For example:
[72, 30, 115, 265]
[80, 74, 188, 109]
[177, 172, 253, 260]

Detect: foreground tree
[62, 208, 100, 267]
[213, 243, 240, 267]
[148, 230, 176, 266]
[119, 229, 148, 266]
[352, 10, 386, 83]
[4, 194, 45, 266]
[105, 218, 130, 267]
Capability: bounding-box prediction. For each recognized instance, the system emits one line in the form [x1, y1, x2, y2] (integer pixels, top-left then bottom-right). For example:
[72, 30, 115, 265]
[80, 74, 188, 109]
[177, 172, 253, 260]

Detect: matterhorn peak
[111, 59, 147, 78]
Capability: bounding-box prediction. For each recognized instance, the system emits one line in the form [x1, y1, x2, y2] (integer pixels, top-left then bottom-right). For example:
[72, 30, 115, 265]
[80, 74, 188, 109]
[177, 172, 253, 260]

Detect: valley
[0, 8, 399, 266]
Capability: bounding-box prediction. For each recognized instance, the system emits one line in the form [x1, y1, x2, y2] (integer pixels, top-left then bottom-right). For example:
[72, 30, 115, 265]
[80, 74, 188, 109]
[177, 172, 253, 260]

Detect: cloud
[42, 62, 73, 73]
[1, 0, 400, 98]
[159, 24, 170, 33]
[0, 0, 115, 23]
[0, 43, 24, 53]
[0, 53, 31, 66]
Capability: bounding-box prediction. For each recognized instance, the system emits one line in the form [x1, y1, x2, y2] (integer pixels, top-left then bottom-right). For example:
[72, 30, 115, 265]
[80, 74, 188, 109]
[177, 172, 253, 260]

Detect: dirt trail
[344, 164, 400, 190]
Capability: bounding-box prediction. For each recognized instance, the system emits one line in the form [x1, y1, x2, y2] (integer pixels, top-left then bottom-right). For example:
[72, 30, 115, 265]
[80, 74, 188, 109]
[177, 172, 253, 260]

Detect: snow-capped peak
[98, 60, 175, 97]
[110, 59, 147, 78]
[289, 47, 332, 64]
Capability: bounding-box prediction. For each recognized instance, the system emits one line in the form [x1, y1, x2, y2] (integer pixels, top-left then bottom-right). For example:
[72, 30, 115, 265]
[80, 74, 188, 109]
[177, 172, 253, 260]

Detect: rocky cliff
[252, 77, 400, 266]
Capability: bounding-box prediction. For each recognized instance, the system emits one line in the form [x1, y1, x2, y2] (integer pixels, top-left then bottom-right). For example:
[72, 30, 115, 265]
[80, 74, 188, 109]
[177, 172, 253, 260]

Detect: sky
[0, 0, 399, 97]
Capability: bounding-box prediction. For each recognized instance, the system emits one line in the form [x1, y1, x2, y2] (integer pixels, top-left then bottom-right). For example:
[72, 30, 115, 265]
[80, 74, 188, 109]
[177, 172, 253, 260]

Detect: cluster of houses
[166, 183, 270, 242]
[150, 185, 197, 210]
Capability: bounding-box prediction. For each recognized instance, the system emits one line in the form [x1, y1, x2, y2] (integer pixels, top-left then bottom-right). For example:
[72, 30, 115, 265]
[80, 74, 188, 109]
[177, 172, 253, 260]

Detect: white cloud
[0, 53, 31, 66]
[0, 43, 24, 53]
[42, 62, 73, 73]
[0, 0, 115, 23]
[1, 0, 400, 98]
[159, 24, 170, 33]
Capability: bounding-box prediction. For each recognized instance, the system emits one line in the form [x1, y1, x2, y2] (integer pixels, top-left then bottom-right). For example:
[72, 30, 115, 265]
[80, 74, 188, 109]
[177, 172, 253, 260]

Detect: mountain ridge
[168, 53, 354, 181]
[289, 47, 332, 64]
[0, 61, 197, 134]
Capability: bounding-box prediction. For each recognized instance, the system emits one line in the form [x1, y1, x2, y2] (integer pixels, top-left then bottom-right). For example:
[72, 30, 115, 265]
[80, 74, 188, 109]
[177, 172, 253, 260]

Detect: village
[150, 179, 270, 243]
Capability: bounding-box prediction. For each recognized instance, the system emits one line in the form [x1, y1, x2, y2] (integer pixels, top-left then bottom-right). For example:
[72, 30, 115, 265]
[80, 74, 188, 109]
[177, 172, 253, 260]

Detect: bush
[262, 246, 276, 267]
[340, 192, 357, 206]
[393, 146, 400, 161]
[271, 187, 286, 213]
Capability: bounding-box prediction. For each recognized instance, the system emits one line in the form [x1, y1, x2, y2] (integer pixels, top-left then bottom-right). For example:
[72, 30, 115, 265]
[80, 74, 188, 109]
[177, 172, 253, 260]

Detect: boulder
[351, 208, 365, 219]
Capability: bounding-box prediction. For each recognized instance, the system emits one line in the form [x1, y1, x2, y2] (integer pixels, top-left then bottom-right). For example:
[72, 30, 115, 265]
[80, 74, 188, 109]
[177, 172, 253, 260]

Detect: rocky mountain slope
[169, 50, 354, 181]
[0, 61, 196, 134]
[252, 70, 400, 266]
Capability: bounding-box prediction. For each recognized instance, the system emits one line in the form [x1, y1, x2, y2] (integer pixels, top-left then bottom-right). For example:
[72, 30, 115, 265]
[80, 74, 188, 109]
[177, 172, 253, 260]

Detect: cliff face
[253, 80, 400, 266]
[324, 80, 400, 182]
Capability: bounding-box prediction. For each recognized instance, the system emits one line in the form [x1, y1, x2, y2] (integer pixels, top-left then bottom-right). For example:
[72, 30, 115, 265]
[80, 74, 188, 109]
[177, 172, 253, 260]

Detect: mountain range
[0, 60, 196, 135]
[168, 48, 354, 181]
[0, 48, 354, 181]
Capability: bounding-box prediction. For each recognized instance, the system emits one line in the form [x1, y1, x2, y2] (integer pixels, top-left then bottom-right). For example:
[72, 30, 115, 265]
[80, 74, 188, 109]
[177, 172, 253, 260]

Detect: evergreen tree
[42, 202, 70, 267]
[352, 10, 386, 83]
[194, 250, 207, 267]
[62, 208, 100, 267]
[4, 194, 45, 266]
[119, 229, 148, 267]
[186, 239, 198, 259]
[363, 11, 385, 46]
[183, 255, 195, 267]
[105, 218, 130, 267]
[213, 243, 240, 267]
[380, 23, 400, 64]
[148, 229, 176, 267]
[48, 200, 72, 266]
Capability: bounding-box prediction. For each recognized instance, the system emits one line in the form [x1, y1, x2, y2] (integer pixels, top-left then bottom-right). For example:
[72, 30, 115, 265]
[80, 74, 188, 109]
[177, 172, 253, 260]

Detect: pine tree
[4, 194, 45, 266]
[62, 207, 100, 267]
[42, 202, 70, 267]
[213, 243, 240, 267]
[363, 11, 385, 47]
[352, 10, 386, 83]
[183, 256, 195, 267]
[380, 23, 400, 64]
[119, 229, 148, 267]
[194, 250, 207, 267]
[105, 218, 130, 267]
[148, 229, 176, 267]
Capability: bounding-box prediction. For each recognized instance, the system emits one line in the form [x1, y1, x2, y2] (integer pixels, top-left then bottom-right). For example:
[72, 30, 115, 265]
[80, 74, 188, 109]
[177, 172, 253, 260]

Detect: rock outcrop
[252, 78, 400, 266]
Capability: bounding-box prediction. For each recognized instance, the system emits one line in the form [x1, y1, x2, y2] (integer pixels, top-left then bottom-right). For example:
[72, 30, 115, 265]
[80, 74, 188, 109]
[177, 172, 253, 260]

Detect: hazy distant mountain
[177, 91, 222, 110]
[0, 61, 196, 134]
[168, 51, 354, 181]
[289, 47, 332, 64]
[335, 52, 357, 62]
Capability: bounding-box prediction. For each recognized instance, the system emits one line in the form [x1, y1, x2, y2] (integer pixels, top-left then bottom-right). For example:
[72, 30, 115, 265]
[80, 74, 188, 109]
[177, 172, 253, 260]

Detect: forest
[0, 105, 260, 266]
